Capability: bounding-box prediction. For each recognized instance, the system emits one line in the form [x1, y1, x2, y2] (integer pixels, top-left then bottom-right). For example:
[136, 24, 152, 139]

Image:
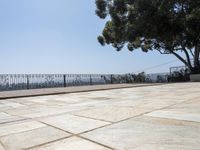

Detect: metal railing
[0, 74, 128, 91]
[146, 73, 169, 83]
[170, 66, 187, 75]
[0, 72, 184, 91]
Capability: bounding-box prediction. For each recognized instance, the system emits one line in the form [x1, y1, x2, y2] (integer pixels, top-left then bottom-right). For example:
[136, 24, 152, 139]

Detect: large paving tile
[0, 112, 25, 124]
[19, 107, 79, 118]
[0, 106, 12, 111]
[133, 99, 177, 110]
[146, 99, 200, 123]
[146, 110, 200, 123]
[1, 101, 25, 108]
[0, 121, 46, 137]
[30, 136, 111, 150]
[71, 106, 151, 122]
[170, 99, 200, 114]
[133, 144, 200, 150]
[39, 114, 110, 134]
[82, 116, 200, 150]
[0, 144, 5, 150]
[0, 126, 70, 150]
[8, 97, 34, 103]
[27, 98, 72, 106]
[0, 113, 11, 119]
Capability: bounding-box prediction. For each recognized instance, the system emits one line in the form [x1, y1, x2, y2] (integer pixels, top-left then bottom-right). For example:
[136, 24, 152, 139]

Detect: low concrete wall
[190, 74, 200, 82]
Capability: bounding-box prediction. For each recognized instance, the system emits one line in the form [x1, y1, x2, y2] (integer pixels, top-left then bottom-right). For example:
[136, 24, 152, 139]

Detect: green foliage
[168, 68, 190, 82]
[95, 0, 200, 73]
[95, 0, 108, 19]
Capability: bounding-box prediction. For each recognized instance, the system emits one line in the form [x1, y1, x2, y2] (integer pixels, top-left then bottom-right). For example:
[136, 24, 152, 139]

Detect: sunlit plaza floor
[0, 83, 200, 150]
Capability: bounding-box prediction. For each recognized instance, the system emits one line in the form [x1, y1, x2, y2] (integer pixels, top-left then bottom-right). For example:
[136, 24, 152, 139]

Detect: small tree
[95, 0, 200, 74]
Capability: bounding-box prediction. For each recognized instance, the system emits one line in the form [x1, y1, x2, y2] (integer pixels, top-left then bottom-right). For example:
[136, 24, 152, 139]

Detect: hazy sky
[0, 0, 184, 74]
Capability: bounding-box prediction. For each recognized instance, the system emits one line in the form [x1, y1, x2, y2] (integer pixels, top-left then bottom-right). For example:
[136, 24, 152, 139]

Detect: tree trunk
[170, 46, 200, 74]
[192, 45, 200, 74]
[183, 49, 192, 68]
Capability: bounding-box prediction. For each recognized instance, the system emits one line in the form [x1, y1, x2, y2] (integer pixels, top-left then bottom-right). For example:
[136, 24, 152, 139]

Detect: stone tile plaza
[0, 83, 199, 150]
[1, 0, 200, 149]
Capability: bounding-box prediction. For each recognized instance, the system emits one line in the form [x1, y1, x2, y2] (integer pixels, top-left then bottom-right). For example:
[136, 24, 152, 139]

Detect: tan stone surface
[71, 106, 151, 122]
[146, 110, 200, 123]
[146, 98, 200, 123]
[30, 137, 111, 150]
[0, 112, 25, 124]
[83, 116, 200, 150]
[0, 121, 46, 137]
[133, 144, 200, 150]
[0, 83, 199, 150]
[39, 114, 110, 134]
[0, 84, 155, 99]
[0, 144, 5, 150]
[1, 126, 70, 150]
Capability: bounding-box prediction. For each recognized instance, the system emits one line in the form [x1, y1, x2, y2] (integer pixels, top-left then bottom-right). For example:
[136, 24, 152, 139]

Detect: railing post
[90, 75, 92, 85]
[63, 74, 66, 87]
[27, 75, 29, 89]
[111, 74, 113, 84]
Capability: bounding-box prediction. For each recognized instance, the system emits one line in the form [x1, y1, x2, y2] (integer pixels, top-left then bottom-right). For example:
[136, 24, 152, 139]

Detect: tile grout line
[25, 135, 73, 150]
[39, 121, 116, 149]
[37, 121, 74, 135]
[77, 95, 200, 137]
[77, 135, 116, 150]
[3, 95, 199, 150]
[1, 94, 199, 126]
[0, 118, 30, 126]
[0, 125, 48, 139]
[31, 107, 94, 120]
[29, 109, 167, 149]
[107, 95, 200, 125]
[72, 114, 113, 123]
[31, 93, 200, 148]
[145, 115, 200, 124]
[1, 108, 91, 126]
[26, 121, 115, 150]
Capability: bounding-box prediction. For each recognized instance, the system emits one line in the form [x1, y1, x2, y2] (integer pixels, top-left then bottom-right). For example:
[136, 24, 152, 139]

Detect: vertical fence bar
[90, 75, 92, 85]
[27, 75, 29, 89]
[110, 74, 113, 84]
[63, 74, 66, 87]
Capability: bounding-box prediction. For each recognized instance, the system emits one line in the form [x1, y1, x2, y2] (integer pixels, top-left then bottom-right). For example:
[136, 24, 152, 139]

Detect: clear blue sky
[0, 0, 183, 74]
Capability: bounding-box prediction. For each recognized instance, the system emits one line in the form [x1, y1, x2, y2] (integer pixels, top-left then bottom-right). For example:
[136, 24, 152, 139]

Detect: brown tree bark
[194, 45, 200, 67]
[193, 45, 200, 73]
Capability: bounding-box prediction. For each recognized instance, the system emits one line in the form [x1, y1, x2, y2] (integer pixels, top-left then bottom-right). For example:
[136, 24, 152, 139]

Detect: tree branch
[189, 49, 194, 57]
[183, 48, 192, 67]
[170, 50, 192, 70]
[180, 43, 192, 68]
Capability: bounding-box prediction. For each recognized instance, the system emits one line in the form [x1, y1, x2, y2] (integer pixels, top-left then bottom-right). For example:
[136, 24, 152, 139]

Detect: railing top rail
[0, 74, 124, 75]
